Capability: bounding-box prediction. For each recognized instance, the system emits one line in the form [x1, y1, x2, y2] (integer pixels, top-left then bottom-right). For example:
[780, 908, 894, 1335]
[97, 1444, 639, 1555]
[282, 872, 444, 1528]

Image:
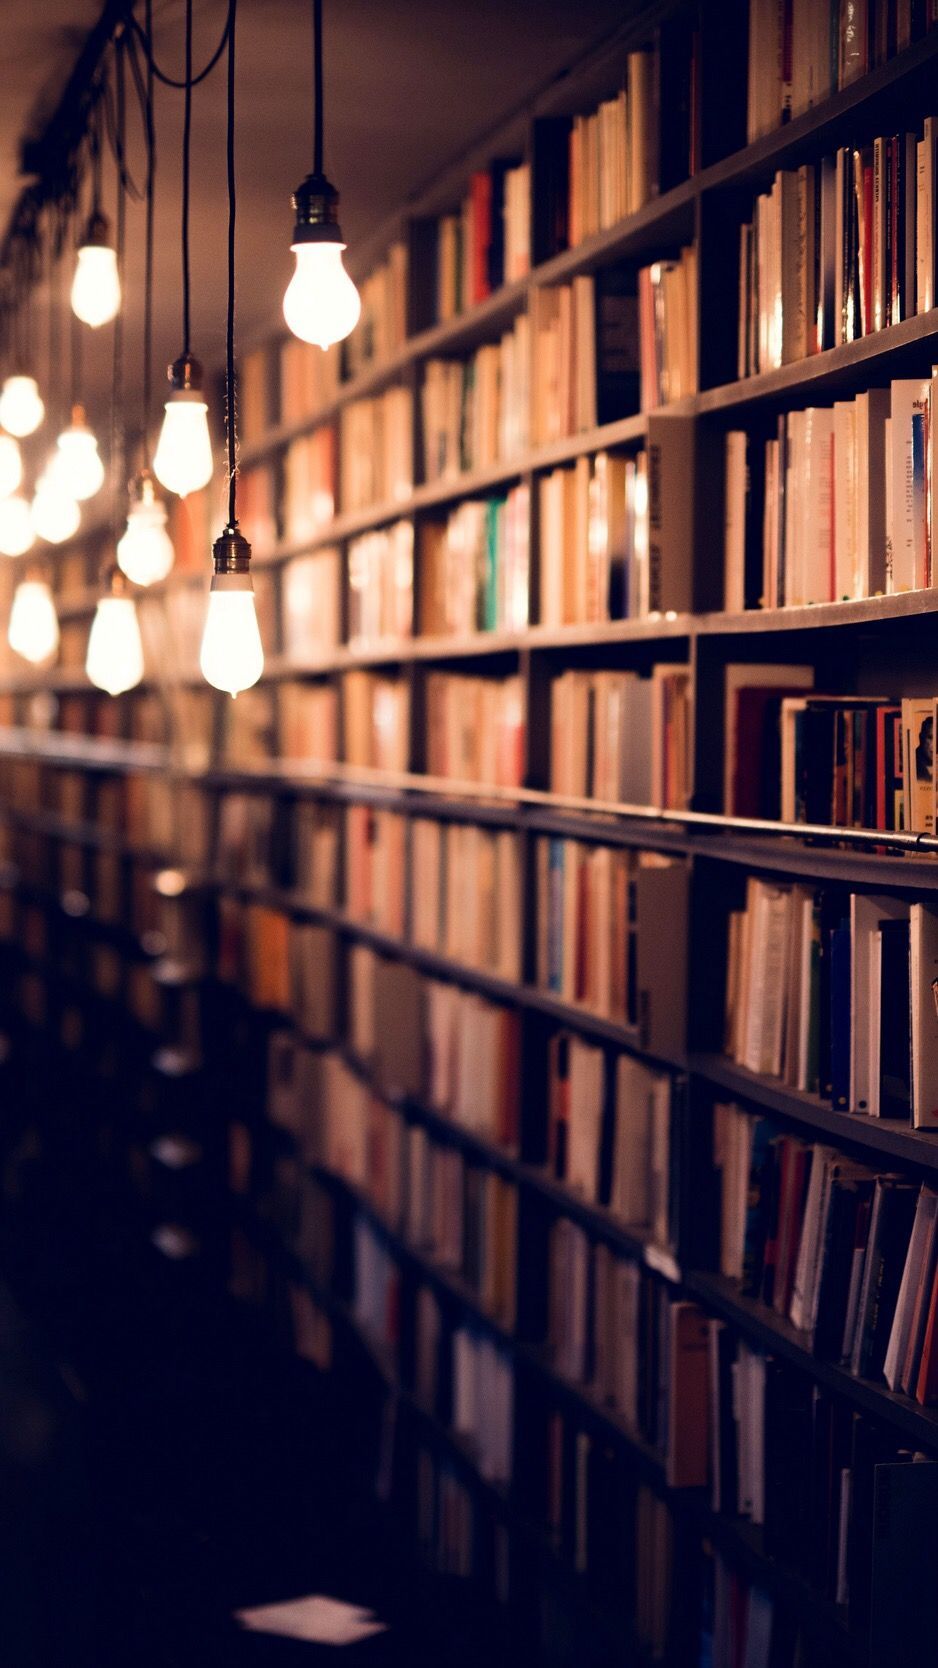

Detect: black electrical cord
[130, 0, 233, 91]
[226, 0, 238, 526]
[181, 0, 192, 358]
[313, 0, 323, 175]
[110, 27, 127, 541]
[141, 0, 155, 464]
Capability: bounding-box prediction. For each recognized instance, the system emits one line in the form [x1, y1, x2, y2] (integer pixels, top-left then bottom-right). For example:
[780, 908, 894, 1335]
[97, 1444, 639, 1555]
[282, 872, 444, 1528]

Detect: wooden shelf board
[692, 1054, 938, 1173]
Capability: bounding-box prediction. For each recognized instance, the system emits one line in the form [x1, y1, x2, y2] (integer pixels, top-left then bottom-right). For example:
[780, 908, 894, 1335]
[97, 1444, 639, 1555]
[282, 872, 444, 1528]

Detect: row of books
[723, 875, 938, 1122]
[548, 1222, 707, 1487]
[533, 21, 697, 263]
[425, 670, 525, 788]
[722, 668, 938, 832]
[534, 838, 689, 1059]
[240, 336, 340, 439]
[548, 1034, 677, 1244]
[550, 665, 692, 809]
[419, 486, 530, 637]
[347, 521, 414, 648]
[565, 53, 662, 248]
[344, 240, 408, 380]
[708, 1313, 934, 1638]
[281, 427, 336, 543]
[337, 801, 525, 981]
[431, 158, 531, 324]
[343, 945, 520, 1149]
[724, 375, 938, 612]
[739, 129, 938, 379]
[538, 450, 648, 627]
[637, 249, 697, 411]
[421, 316, 530, 481]
[408, 814, 522, 980]
[340, 387, 414, 512]
[745, 0, 937, 144]
[281, 1047, 520, 1333]
[216, 901, 337, 1034]
[714, 1103, 938, 1404]
[530, 275, 635, 445]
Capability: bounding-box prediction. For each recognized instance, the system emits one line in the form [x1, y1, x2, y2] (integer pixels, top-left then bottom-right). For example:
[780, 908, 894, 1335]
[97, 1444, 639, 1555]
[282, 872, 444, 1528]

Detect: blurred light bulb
[0, 375, 44, 438]
[200, 574, 264, 696]
[153, 352, 212, 497]
[32, 473, 81, 544]
[0, 493, 35, 556]
[54, 407, 105, 501]
[86, 592, 144, 695]
[283, 242, 360, 349]
[9, 578, 59, 664]
[0, 434, 22, 497]
[71, 214, 121, 328]
[117, 471, 175, 586]
[153, 397, 212, 497]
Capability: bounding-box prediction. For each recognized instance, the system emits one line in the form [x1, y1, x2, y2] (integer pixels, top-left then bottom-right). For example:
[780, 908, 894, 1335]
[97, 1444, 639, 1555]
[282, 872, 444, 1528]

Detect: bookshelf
[7, 4, 938, 1663]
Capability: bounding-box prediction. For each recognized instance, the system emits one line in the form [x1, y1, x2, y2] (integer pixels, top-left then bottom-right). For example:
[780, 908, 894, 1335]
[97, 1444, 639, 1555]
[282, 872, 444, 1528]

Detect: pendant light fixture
[282, 0, 360, 350]
[32, 470, 81, 544]
[118, 470, 174, 586]
[0, 375, 44, 439]
[53, 404, 106, 501]
[200, 0, 263, 697]
[118, 9, 174, 588]
[87, 32, 142, 700]
[86, 568, 144, 694]
[154, 0, 212, 498]
[71, 212, 121, 329]
[0, 271, 44, 438]
[71, 101, 120, 328]
[9, 573, 60, 664]
[0, 493, 35, 556]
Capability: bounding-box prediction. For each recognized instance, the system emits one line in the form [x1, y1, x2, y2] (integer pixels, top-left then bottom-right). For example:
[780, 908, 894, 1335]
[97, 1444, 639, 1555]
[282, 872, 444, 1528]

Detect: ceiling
[0, 0, 631, 457]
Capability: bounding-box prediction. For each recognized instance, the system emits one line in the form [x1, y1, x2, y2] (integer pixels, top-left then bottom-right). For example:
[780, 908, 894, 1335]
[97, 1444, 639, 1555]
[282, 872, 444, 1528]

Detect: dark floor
[0, 1083, 456, 1668]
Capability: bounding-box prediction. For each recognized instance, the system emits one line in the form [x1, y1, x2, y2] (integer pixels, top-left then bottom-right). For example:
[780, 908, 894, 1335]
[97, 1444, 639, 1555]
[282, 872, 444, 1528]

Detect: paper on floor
[235, 1594, 388, 1646]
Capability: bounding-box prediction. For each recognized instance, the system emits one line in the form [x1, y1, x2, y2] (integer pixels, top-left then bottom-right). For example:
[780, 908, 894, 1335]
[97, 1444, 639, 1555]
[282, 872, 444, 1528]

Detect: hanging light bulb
[117, 470, 175, 586]
[283, 202, 360, 349]
[0, 374, 44, 438]
[153, 354, 213, 498]
[8, 576, 59, 664]
[53, 405, 105, 501]
[86, 571, 144, 695]
[200, 526, 264, 697]
[0, 492, 35, 556]
[70, 212, 121, 328]
[0, 433, 22, 498]
[31, 469, 81, 545]
[283, 0, 360, 350]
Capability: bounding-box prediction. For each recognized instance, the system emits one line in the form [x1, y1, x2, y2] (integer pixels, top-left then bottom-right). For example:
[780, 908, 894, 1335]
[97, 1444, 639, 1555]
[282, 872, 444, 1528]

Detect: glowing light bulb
[0, 493, 35, 556]
[283, 242, 360, 349]
[54, 407, 105, 501]
[117, 471, 175, 586]
[153, 353, 212, 498]
[0, 434, 22, 497]
[71, 214, 121, 328]
[31, 472, 81, 544]
[8, 578, 59, 664]
[200, 548, 264, 696]
[0, 375, 44, 438]
[85, 592, 144, 696]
